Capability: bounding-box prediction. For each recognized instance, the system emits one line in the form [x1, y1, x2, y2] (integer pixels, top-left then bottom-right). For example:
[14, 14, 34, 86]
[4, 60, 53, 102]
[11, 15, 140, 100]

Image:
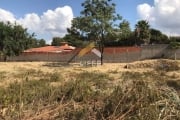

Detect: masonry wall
[8, 52, 76, 62]
[163, 49, 180, 59]
[7, 45, 180, 62]
[140, 44, 180, 60]
[140, 44, 169, 59]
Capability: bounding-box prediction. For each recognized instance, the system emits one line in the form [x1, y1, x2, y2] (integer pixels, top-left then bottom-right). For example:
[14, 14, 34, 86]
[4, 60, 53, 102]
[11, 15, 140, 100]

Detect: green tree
[25, 33, 47, 48]
[51, 37, 64, 46]
[28, 38, 38, 48]
[119, 20, 131, 40]
[169, 36, 180, 42]
[150, 28, 169, 44]
[38, 39, 46, 47]
[135, 20, 150, 45]
[104, 20, 134, 46]
[70, 0, 122, 65]
[118, 20, 134, 46]
[0, 21, 36, 61]
[160, 34, 169, 44]
[63, 27, 85, 47]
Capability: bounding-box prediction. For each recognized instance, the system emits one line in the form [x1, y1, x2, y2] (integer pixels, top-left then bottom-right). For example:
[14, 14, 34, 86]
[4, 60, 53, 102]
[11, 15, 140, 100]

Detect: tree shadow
[42, 62, 70, 67]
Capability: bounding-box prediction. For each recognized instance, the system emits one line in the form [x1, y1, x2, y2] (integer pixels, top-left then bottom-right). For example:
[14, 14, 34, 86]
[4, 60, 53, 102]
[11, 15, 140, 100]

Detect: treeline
[52, 20, 180, 47]
[50, 0, 180, 48]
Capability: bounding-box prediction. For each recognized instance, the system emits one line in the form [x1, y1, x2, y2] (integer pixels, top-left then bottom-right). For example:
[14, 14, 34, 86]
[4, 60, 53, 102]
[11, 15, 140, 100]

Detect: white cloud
[40, 6, 73, 36]
[137, 0, 180, 36]
[0, 6, 73, 41]
[0, 8, 16, 22]
[18, 13, 41, 32]
[137, 3, 155, 22]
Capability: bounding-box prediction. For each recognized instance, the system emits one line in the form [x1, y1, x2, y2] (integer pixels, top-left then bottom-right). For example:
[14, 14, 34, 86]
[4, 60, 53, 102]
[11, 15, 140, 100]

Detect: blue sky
[0, 0, 153, 26]
[0, 0, 180, 43]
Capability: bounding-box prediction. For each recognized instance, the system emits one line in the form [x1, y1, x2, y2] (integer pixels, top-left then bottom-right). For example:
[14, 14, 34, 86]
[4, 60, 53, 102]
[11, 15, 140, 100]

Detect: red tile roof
[24, 45, 141, 55]
[24, 44, 75, 53]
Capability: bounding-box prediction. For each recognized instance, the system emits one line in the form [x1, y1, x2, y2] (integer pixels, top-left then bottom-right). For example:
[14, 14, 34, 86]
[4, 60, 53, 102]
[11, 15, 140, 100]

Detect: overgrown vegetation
[0, 60, 180, 119]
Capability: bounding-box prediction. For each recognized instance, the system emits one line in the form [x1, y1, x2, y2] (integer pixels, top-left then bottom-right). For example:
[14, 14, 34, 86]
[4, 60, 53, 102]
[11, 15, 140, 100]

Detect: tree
[63, 23, 86, 47]
[0, 21, 36, 61]
[119, 20, 131, 40]
[70, 0, 122, 65]
[38, 39, 46, 47]
[51, 37, 64, 46]
[169, 36, 180, 42]
[150, 28, 169, 44]
[118, 20, 134, 45]
[104, 20, 135, 46]
[135, 20, 150, 45]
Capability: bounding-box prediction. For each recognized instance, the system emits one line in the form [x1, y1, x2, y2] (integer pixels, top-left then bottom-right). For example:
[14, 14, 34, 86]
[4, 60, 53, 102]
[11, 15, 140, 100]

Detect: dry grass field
[0, 59, 180, 119]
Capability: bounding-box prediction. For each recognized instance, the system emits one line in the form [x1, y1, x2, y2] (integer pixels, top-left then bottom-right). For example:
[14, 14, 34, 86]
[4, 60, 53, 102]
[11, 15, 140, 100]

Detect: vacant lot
[0, 59, 180, 120]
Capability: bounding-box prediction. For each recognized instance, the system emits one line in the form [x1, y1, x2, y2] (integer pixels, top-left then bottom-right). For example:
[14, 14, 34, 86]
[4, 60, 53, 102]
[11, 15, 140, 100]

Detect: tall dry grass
[0, 59, 179, 119]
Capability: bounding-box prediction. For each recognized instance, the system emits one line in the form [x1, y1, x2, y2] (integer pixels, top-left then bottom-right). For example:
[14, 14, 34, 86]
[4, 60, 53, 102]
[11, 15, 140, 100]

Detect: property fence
[5, 44, 180, 63]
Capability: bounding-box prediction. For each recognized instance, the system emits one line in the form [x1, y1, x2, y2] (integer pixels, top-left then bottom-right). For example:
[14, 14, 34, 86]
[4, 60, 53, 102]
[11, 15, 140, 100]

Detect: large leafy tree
[70, 0, 122, 65]
[135, 20, 150, 45]
[119, 20, 131, 40]
[0, 21, 37, 61]
[150, 28, 169, 44]
[104, 20, 134, 46]
[118, 20, 134, 46]
[63, 27, 86, 47]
